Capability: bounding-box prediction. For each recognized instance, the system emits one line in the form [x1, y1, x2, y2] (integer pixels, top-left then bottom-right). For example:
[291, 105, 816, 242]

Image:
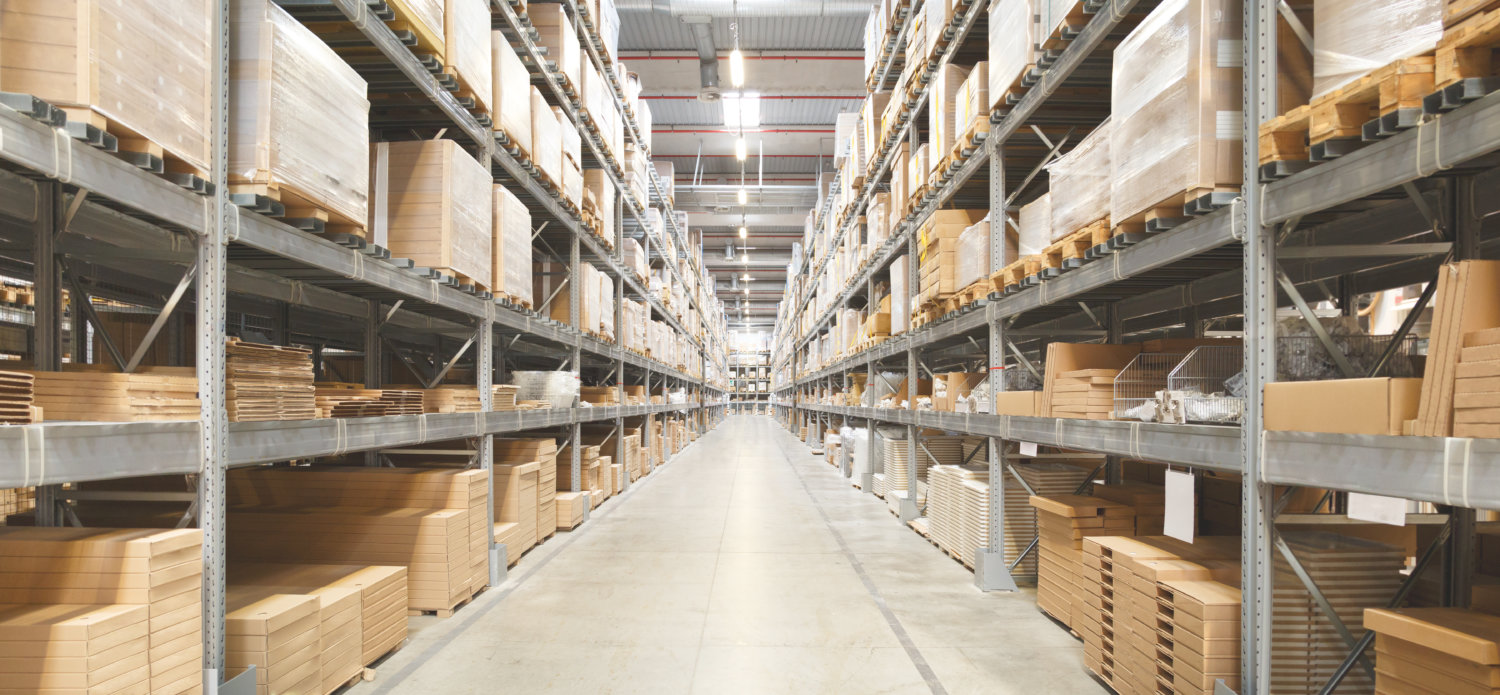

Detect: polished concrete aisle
[354, 415, 1107, 694]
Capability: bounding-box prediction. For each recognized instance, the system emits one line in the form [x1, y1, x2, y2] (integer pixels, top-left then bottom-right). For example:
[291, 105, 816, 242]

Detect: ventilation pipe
[681, 16, 721, 102]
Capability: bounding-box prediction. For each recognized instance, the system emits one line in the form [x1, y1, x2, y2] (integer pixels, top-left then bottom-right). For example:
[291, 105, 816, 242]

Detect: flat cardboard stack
[1009, 462, 1095, 575]
[493, 461, 540, 562]
[226, 339, 316, 422]
[0, 370, 34, 424]
[0, 527, 205, 695]
[1050, 368, 1120, 420]
[558, 444, 602, 494]
[369, 139, 492, 290]
[1094, 481, 1168, 536]
[927, 464, 989, 566]
[226, 590, 320, 695]
[1271, 532, 1405, 695]
[229, 562, 408, 668]
[313, 385, 424, 418]
[1158, 580, 1242, 695]
[1041, 343, 1141, 418]
[1416, 261, 1500, 436]
[0, 603, 150, 695]
[555, 491, 587, 530]
[492, 385, 519, 411]
[1455, 327, 1500, 437]
[494, 438, 558, 542]
[1029, 495, 1135, 630]
[421, 386, 482, 413]
[25, 369, 197, 423]
[1365, 607, 1500, 695]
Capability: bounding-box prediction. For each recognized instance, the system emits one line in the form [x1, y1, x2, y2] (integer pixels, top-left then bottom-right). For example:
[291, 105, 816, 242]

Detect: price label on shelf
[1164, 469, 1195, 543]
[1348, 493, 1406, 527]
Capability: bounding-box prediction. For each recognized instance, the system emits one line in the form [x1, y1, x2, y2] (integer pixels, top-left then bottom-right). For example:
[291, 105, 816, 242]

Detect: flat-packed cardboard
[371, 140, 492, 289]
[1264, 377, 1421, 435]
[444, 0, 491, 114]
[1040, 343, 1142, 417]
[491, 30, 532, 156]
[992, 391, 1043, 416]
[493, 184, 533, 306]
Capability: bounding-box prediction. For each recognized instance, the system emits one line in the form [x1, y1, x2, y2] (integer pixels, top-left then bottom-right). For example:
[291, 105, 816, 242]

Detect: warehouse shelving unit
[729, 348, 772, 414]
[771, 1, 1500, 693]
[0, 0, 725, 690]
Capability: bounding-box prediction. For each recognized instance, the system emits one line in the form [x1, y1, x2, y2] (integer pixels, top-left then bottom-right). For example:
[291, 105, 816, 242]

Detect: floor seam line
[772, 425, 950, 695]
[364, 430, 710, 694]
[686, 422, 737, 689]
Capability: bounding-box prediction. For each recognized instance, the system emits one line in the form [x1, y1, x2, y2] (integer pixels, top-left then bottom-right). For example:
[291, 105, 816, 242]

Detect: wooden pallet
[1111, 187, 1235, 241]
[1259, 55, 1436, 180]
[947, 117, 992, 166]
[1039, 0, 1091, 50]
[230, 181, 368, 239]
[1430, 6, 1500, 112]
[990, 254, 1040, 293]
[60, 108, 211, 191]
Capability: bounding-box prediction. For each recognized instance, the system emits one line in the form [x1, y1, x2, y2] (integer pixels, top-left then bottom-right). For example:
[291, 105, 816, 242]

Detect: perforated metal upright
[976, 132, 1017, 592]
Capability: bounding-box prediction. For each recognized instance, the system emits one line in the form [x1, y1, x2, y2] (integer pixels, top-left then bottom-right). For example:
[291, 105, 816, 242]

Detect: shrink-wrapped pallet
[492, 31, 532, 156]
[864, 93, 891, 169]
[597, 0, 620, 60]
[867, 193, 890, 248]
[230, 0, 370, 229]
[835, 112, 860, 166]
[1019, 194, 1051, 257]
[891, 254, 909, 335]
[531, 88, 563, 185]
[584, 169, 617, 242]
[1313, 0, 1442, 97]
[929, 63, 971, 168]
[530, 3, 581, 89]
[1, 0, 212, 174]
[1046, 119, 1111, 240]
[1039, 0, 1083, 47]
[493, 184, 533, 306]
[1110, 0, 1242, 226]
[907, 143, 929, 196]
[988, 0, 1034, 110]
[955, 216, 992, 289]
[370, 140, 492, 290]
[956, 62, 989, 141]
[445, 0, 491, 114]
[623, 238, 648, 282]
[598, 269, 615, 340]
[389, 0, 445, 52]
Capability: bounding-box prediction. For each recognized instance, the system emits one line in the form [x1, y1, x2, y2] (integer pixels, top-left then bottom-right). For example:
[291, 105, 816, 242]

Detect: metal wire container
[1166, 345, 1246, 424]
[1277, 334, 1422, 381]
[1113, 353, 1187, 421]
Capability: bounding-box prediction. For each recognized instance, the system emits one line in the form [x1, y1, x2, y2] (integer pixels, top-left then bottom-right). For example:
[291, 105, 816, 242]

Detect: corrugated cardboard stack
[1271, 532, 1405, 695]
[236, 576, 361, 695]
[1093, 481, 1168, 536]
[493, 461, 540, 562]
[555, 492, 587, 531]
[495, 438, 558, 542]
[443, 0, 492, 117]
[226, 590, 320, 695]
[226, 339, 316, 422]
[421, 386, 483, 413]
[1159, 580, 1242, 695]
[0, 527, 204, 695]
[1049, 368, 1120, 420]
[26, 369, 198, 422]
[1455, 327, 1500, 437]
[1364, 606, 1500, 695]
[1416, 261, 1500, 436]
[491, 27, 532, 158]
[370, 139, 492, 290]
[0, 603, 151, 695]
[493, 184, 534, 307]
[1028, 495, 1134, 640]
[229, 562, 408, 668]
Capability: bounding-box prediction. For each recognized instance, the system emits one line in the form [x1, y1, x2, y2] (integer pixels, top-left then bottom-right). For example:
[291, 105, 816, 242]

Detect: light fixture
[735, 135, 747, 162]
[729, 48, 745, 88]
[737, 187, 748, 205]
[741, 253, 748, 263]
[741, 274, 750, 281]
[721, 93, 761, 130]
[738, 226, 747, 239]
[743, 288, 749, 295]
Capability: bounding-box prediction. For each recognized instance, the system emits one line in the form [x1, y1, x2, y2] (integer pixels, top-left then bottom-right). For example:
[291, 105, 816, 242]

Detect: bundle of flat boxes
[493, 461, 540, 562]
[1029, 494, 1135, 632]
[495, 437, 560, 546]
[1365, 606, 1500, 695]
[0, 528, 204, 695]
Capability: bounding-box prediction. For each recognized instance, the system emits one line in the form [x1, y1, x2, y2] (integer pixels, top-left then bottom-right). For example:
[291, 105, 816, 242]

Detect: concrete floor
[352, 415, 1109, 695]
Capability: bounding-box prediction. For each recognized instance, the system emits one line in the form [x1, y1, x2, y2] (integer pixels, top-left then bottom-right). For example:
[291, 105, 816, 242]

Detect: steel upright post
[976, 134, 1017, 591]
[31, 180, 62, 525]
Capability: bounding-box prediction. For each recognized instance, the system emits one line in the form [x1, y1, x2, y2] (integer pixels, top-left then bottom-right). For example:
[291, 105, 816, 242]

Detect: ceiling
[618, 2, 873, 331]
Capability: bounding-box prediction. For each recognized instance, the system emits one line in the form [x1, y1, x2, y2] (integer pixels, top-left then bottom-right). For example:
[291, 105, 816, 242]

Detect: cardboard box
[937, 372, 987, 412]
[1264, 378, 1422, 436]
[491, 30, 532, 155]
[371, 140, 492, 290]
[992, 390, 1044, 416]
[1041, 344, 1142, 417]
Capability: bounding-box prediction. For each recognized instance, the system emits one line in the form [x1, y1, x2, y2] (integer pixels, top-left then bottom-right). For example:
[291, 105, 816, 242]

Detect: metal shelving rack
[729, 349, 772, 412]
[0, 0, 726, 690]
[770, 1, 1500, 693]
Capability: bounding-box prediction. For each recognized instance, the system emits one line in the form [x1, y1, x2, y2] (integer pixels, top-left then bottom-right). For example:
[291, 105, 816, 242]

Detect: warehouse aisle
[354, 416, 1106, 695]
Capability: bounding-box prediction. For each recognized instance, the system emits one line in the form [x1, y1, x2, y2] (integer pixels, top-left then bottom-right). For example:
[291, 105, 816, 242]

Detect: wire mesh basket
[1277, 334, 1422, 381]
[1166, 345, 1247, 424]
[1113, 353, 1187, 421]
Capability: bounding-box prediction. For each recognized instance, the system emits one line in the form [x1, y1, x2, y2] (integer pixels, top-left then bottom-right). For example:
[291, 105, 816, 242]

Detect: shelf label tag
[1019, 441, 1038, 457]
[1348, 493, 1406, 526]
[1165, 469, 1195, 543]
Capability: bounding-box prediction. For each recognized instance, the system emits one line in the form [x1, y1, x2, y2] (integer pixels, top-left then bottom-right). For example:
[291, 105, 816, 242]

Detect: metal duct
[617, 0, 872, 16]
[684, 18, 722, 102]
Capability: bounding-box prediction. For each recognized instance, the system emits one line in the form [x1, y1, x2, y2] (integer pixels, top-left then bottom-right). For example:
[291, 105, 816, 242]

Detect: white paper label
[1019, 441, 1038, 457]
[1164, 470, 1195, 543]
[1348, 493, 1406, 527]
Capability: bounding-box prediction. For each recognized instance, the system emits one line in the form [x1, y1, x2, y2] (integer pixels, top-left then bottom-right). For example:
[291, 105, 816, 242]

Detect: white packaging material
[988, 0, 1034, 110]
[493, 184, 533, 306]
[530, 4, 581, 89]
[553, 106, 582, 169]
[929, 63, 971, 167]
[531, 88, 562, 185]
[445, 0, 491, 114]
[492, 31, 532, 157]
[1313, 0, 1442, 97]
[1045, 118, 1111, 240]
[891, 254, 909, 335]
[1019, 194, 1051, 257]
[513, 371, 580, 406]
[835, 112, 860, 165]
[955, 216, 991, 288]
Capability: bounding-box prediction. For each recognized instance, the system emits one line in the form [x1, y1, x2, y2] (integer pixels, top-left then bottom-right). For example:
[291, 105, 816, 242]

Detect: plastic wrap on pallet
[584, 169, 616, 242]
[562, 162, 583, 210]
[580, 58, 609, 125]
[925, 0, 950, 61]
[907, 143, 930, 196]
[1313, 0, 1442, 97]
[230, 0, 369, 227]
[531, 88, 562, 185]
[1039, 0, 1081, 46]
[864, 93, 891, 169]
[492, 31, 532, 157]
[957, 62, 989, 142]
[597, 0, 620, 60]
[598, 270, 615, 339]
[1045, 118, 1111, 241]
[623, 239, 647, 280]
[530, 4, 581, 90]
[370, 140, 492, 289]
[653, 161, 675, 202]
[929, 63, 972, 171]
[637, 100, 653, 152]
[494, 184, 533, 306]
[891, 254, 909, 335]
[4, 0, 214, 174]
[988, 0, 1034, 110]
[1019, 193, 1051, 257]
[835, 112, 860, 166]
[955, 215, 992, 289]
[513, 371, 580, 406]
[552, 106, 582, 170]
[392, 0, 444, 47]
[445, 0, 491, 114]
[864, 5, 885, 79]
[867, 193, 890, 248]
[1110, 0, 1243, 226]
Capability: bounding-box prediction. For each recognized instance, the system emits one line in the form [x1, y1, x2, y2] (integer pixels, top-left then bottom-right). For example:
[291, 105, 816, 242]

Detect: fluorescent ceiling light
[729, 48, 746, 88]
[738, 226, 747, 239]
[737, 188, 748, 205]
[722, 93, 760, 129]
[735, 136, 747, 161]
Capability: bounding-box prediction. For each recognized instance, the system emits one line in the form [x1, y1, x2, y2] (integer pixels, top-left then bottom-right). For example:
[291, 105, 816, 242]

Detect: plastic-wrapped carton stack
[493, 184, 533, 306]
[444, 0, 492, 115]
[1313, 0, 1442, 97]
[513, 371, 581, 407]
[530, 4, 581, 89]
[371, 140, 492, 290]
[929, 63, 972, 172]
[1047, 120, 1112, 241]
[988, 0, 1034, 110]
[530, 89, 562, 186]
[492, 31, 532, 156]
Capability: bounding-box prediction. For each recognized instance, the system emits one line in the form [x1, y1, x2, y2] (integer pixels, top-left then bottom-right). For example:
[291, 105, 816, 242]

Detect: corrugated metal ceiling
[643, 97, 860, 126]
[618, 14, 867, 51]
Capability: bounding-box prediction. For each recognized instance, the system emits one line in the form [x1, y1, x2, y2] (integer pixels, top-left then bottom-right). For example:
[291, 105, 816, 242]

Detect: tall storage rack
[730, 348, 771, 413]
[0, 0, 725, 689]
[772, 0, 1500, 692]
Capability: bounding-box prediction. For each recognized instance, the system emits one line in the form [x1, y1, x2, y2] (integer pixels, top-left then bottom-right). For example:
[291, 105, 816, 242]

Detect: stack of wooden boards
[27, 368, 199, 422]
[226, 339, 316, 422]
[0, 370, 35, 424]
[1050, 368, 1120, 420]
[492, 384, 519, 410]
[421, 386, 483, 413]
[314, 384, 424, 418]
[1365, 606, 1500, 695]
[227, 466, 489, 614]
[0, 528, 204, 695]
[228, 562, 408, 695]
[1454, 327, 1500, 437]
